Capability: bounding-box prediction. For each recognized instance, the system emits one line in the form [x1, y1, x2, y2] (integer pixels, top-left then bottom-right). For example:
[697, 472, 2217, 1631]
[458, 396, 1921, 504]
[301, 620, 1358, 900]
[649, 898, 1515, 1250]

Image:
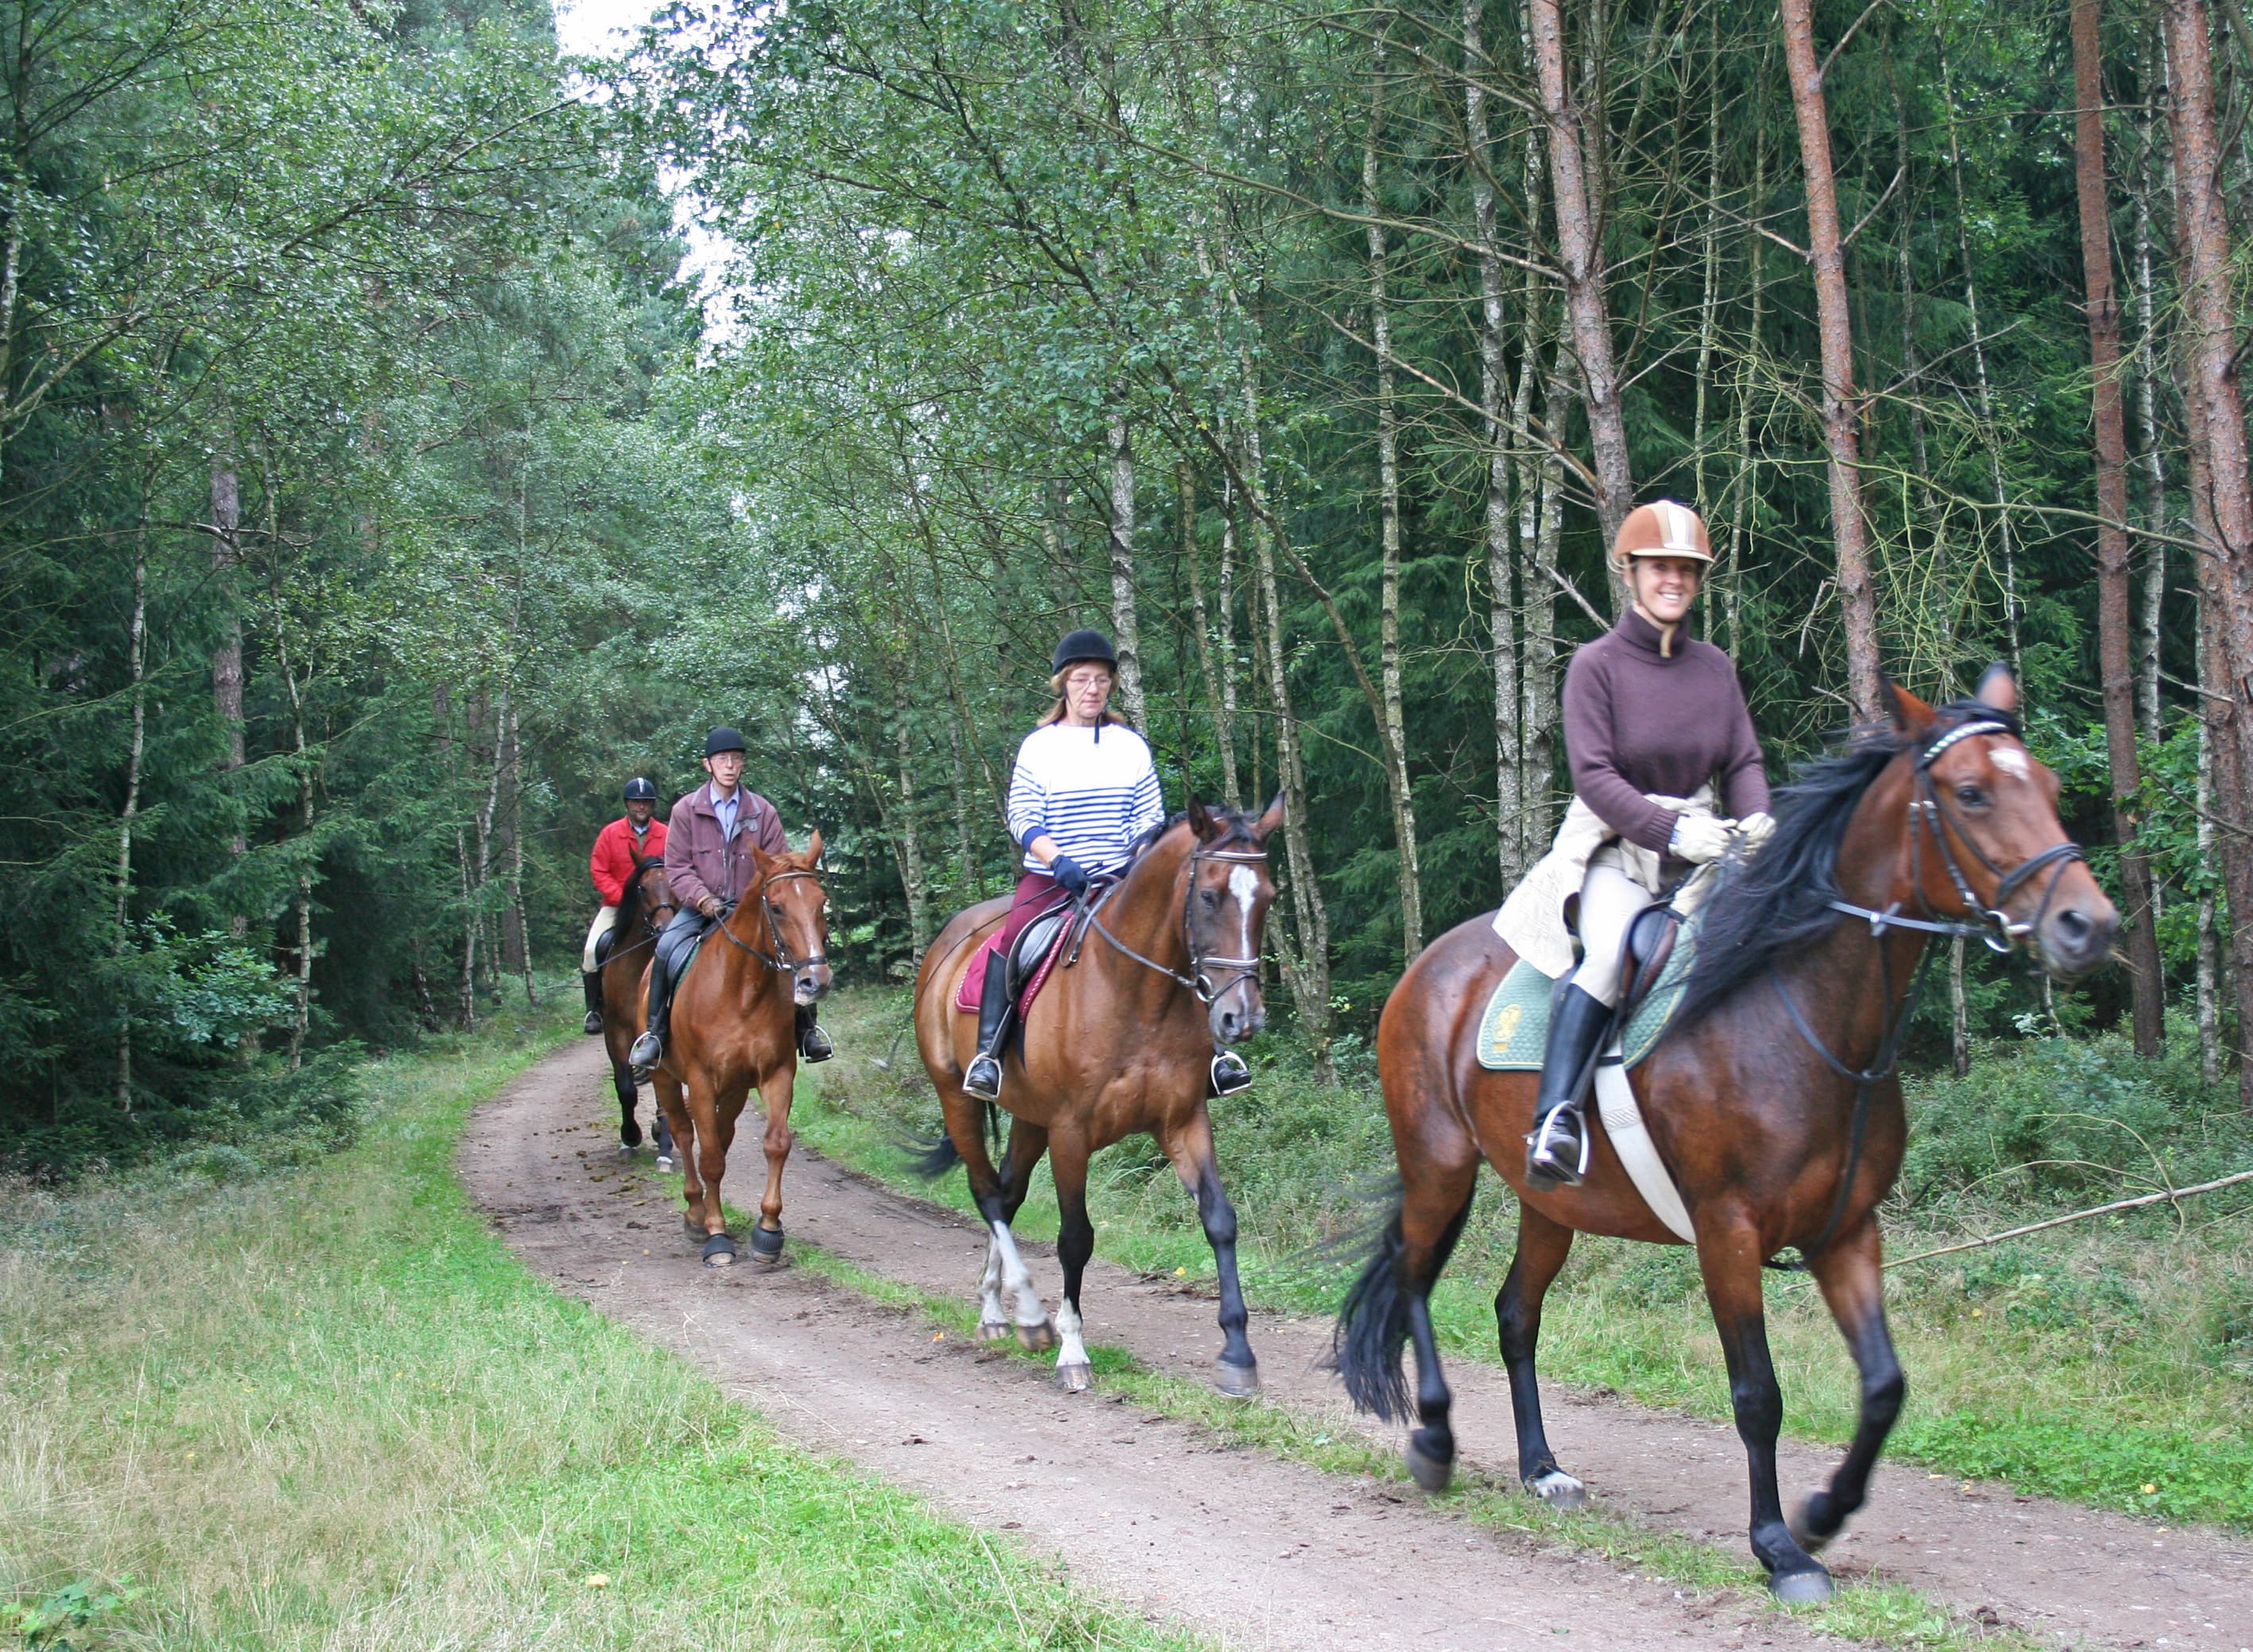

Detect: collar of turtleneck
[1617, 604, 1687, 660]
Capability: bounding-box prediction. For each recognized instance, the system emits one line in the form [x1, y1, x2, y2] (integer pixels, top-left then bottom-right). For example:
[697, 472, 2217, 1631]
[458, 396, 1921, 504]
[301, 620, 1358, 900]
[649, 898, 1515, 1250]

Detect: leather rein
[1766, 717, 2084, 1271]
[709, 867, 829, 977]
[1083, 842, 1269, 1009]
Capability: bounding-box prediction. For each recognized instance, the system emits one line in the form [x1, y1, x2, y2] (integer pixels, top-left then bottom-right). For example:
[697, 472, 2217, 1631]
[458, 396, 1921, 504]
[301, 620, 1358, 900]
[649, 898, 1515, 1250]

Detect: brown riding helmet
[1610, 499, 1716, 568]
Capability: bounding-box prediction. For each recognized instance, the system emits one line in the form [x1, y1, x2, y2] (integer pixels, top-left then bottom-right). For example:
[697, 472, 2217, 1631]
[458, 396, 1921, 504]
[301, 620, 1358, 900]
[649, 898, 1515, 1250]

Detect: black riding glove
[1049, 855, 1091, 897]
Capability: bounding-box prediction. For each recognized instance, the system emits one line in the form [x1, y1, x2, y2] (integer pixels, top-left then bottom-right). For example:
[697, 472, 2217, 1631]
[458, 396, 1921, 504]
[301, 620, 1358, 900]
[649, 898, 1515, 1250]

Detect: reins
[1767, 717, 2084, 1272]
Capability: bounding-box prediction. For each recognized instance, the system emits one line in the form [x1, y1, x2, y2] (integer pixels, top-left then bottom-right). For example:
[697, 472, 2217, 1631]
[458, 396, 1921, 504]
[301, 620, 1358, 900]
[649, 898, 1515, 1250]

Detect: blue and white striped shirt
[1007, 722, 1165, 874]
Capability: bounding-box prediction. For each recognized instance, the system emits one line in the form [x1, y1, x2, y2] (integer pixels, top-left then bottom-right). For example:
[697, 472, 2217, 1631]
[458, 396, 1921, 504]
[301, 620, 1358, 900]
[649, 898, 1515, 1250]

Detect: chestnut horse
[599, 857, 677, 1164]
[651, 832, 831, 1266]
[912, 800, 1281, 1395]
[1336, 671, 2116, 1602]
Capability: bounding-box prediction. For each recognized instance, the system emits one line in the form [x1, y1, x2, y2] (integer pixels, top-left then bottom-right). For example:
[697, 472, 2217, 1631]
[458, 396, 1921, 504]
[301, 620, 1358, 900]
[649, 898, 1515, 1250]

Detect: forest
[7, 0, 2253, 1171]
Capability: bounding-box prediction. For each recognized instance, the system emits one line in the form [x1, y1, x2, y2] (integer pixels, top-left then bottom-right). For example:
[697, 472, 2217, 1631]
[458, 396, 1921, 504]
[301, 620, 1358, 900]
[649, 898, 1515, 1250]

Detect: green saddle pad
[1476, 915, 1700, 1071]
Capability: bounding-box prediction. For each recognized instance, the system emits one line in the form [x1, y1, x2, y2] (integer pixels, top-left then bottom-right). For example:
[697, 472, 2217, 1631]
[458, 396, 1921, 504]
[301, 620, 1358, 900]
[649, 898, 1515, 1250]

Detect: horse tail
[1331, 1189, 1417, 1422]
[906, 1096, 1000, 1180]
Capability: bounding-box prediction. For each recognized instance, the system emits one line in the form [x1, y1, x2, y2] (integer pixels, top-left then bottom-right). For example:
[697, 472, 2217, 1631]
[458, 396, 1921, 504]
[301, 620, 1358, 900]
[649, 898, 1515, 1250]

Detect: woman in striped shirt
[962, 629, 1165, 1101]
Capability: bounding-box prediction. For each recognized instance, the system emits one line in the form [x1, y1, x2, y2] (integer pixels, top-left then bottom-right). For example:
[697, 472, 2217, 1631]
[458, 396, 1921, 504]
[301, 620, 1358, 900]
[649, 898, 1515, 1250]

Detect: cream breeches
[581, 905, 619, 974]
[1572, 847, 1660, 1008]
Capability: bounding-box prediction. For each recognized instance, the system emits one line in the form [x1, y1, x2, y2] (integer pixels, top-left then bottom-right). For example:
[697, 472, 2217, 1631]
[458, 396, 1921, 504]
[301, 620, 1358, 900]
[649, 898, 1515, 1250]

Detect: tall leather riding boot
[628, 954, 670, 1072]
[582, 971, 604, 1036]
[1524, 980, 1613, 1192]
[796, 1002, 833, 1062]
[960, 951, 1011, 1100]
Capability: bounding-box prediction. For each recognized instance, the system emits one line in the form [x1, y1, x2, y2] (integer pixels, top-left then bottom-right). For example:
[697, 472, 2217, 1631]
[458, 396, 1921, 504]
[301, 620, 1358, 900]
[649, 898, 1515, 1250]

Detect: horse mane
[616, 855, 667, 940]
[1135, 805, 1262, 860]
[1675, 700, 2019, 1029]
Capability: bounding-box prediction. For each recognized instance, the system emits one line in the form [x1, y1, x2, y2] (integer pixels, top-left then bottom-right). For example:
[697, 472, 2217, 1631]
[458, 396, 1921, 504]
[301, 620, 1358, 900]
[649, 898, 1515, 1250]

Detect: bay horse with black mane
[912, 799, 1282, 1395]
[651, 832, 831, 1266]
[1336, 669, 2116, 1601]
[599, 857, 677, 1163]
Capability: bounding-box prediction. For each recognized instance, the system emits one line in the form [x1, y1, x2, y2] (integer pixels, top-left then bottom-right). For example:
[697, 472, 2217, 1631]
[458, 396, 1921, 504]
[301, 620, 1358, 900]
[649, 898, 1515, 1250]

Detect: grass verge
[801, 987, 2253, 1532]
[0, 996, 1202, 1652]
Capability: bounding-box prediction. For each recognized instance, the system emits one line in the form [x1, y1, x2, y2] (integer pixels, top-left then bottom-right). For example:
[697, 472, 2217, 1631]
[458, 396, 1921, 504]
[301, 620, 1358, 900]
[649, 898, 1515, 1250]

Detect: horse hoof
[682, 1213, 704, 1237]
[1015, 1318, 1057, 1353]
[656, 1153, 676, 1173]
[1769, 1565, 1834, 1604]
[750, 1225, 785, 1263]
[1526, 1469, 1588, 1511]
[701, 1233, 738, 1268]
[620, 1117, 643, 1151]
[1057, 1361, 1094, 1394]
[977, 1320, 1013, 1343]
[1405, 1438, 1454, 1495]
[615, 1142, 636, 1160]
[1212, 1359, 1259, 1398]
[1789, 1493, 1838, 1555]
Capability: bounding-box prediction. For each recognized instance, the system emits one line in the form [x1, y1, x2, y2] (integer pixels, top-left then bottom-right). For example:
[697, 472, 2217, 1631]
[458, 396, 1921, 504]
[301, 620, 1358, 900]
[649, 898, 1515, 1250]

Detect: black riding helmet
[1052, 628, 1118, 675]
[622, 776, 659, 801]
[705, 726, 747, 758]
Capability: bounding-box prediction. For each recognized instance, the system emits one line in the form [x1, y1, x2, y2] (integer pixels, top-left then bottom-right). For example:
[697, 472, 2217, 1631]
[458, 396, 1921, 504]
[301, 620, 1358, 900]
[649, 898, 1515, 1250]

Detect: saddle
[955, 904, 1080, 1017]
[1478, 900, 1699, 1073]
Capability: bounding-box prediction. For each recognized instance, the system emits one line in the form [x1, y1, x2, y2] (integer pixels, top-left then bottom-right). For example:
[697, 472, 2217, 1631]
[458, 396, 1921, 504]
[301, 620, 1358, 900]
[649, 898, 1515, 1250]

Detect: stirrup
[1524, 1106, 1591, 1191]
[628, 1030, 663, 1075]
[583, 1010, 605, 1036]
[799, 1024, 833, 1063]
[961, 1050, 1002, 1101]
[1209, 1050, 1252, 1095]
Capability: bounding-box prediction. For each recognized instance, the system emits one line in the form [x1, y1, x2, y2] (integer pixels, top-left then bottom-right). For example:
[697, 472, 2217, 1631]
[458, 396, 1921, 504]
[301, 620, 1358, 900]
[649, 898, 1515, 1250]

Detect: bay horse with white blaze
[912, 800, 1281, 1394]
[651, 832, 831, 1266]
[1336, 670, 2116, 1602]
[600, 857, 677, 1162]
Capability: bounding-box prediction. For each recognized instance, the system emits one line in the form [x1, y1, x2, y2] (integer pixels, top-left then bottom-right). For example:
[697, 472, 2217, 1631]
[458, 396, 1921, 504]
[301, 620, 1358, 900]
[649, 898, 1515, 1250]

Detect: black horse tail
[1332, 1202, 1417, 1422]
[905, 1098, 999, 1180]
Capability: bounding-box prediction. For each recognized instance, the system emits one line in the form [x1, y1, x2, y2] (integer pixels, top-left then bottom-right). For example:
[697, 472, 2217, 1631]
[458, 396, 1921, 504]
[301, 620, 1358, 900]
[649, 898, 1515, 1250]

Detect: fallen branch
[1880, 1168, 2253, 1270]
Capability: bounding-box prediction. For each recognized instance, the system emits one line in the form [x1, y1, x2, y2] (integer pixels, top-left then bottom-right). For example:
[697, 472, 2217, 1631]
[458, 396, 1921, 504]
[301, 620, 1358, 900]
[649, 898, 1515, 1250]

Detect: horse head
[632, 857, 678, 939]
[750, 829, 832, 1005]
[1183, 794, 1286, 1048]
[1883, 666, 2117, 980]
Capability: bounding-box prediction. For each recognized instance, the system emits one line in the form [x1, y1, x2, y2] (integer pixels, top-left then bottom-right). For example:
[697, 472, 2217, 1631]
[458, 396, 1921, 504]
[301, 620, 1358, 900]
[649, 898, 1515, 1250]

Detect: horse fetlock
[1525, 1468, 1588, 1511]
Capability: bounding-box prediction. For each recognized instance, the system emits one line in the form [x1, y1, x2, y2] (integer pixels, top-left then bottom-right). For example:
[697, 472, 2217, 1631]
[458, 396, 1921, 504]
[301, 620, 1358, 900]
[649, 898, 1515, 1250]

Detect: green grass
[802, 988, 2253, 1532]
[0, 996, 1204, 1652]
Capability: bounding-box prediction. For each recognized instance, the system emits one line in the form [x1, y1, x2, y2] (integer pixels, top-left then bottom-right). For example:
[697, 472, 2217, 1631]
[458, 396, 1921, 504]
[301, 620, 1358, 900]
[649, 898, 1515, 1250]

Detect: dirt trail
[462, 1040, 2251, 1651]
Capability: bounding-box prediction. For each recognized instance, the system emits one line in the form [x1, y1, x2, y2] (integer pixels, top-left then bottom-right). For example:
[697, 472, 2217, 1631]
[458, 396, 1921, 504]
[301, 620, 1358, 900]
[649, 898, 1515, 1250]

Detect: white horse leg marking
[977, 1234, 1010, 1339]
[1054, 1299, 1092, 1391]
[988, 1218, 1047, 1327]
[1528, 1468, 1588, 1510]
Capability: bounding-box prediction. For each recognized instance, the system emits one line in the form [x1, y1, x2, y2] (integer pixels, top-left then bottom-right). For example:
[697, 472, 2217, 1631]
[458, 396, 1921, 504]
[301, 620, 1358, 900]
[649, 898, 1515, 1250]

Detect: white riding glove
[1668, 812, 1734, 865]
[1736, 811, 1776, 851]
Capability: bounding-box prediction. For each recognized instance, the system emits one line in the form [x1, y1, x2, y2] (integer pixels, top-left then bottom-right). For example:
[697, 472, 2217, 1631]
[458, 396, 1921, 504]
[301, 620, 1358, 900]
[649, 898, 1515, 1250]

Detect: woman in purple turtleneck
[1500, 500, 1773, 1191]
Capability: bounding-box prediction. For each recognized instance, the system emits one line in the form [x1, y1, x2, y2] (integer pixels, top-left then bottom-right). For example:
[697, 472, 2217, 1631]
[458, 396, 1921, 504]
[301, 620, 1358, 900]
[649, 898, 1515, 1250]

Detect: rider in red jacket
[582, 778, 668, 1033]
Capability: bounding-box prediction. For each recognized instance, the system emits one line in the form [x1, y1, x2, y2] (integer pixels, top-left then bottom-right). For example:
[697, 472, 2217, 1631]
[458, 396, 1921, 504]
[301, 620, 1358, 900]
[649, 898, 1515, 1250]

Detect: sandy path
[461, 1040, 2251, 1651]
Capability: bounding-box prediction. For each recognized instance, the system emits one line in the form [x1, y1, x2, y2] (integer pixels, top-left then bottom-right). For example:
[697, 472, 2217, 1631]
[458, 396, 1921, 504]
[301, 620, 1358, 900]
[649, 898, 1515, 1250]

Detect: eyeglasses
[1065, 672, 1111, 690]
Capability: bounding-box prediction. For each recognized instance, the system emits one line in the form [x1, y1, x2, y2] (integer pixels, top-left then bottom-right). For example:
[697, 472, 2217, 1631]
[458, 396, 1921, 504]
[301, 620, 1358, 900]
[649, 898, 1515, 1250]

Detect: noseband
[712, 867, 829, 975]
[1826, 719, 2085, 953]
[1087, 843, 1269, 1009]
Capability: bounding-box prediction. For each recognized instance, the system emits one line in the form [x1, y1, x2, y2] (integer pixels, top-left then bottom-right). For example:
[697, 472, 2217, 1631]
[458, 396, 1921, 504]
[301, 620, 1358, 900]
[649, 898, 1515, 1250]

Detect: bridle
[604, 865, 678, 965]
[1086, 840, 1269, 1010]
[1823, 718, 2085, 954]
[1768, 716, 2084, 1271]
[711, 866, 829, 978]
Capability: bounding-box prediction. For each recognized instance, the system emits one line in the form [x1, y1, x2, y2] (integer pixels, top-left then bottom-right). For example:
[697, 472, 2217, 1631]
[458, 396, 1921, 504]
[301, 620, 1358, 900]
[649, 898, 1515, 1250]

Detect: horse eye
[1956, 783, 1987, 809]
[1200, 889, 1220, 907]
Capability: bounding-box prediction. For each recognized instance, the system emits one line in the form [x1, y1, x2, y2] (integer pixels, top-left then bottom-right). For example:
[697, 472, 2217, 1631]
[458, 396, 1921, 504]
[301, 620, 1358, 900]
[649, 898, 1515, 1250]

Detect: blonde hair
[1041, 663, 1129, 728]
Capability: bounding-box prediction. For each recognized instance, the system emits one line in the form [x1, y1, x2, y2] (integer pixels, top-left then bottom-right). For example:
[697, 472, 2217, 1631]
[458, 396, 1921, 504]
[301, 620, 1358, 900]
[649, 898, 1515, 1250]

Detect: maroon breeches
[997, 870, 1070, 951]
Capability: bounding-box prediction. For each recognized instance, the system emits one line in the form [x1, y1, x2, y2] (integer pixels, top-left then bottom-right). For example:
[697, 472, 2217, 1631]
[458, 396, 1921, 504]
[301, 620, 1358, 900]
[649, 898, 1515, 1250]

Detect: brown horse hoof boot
[977, 1319, 1013, 1343]
[750, 1224, 785, 1264]
[701, 1233, 738, 1268]
[1056, 1361, 1094, 1393]
[1405, 1438, 1454, 1494]
[1212, 1359, 1259, 1398]
[1014, 1317, 1057, 1353]
[1769, 1565, 1833, 1604]
[1525, 1468, 1587, 1510]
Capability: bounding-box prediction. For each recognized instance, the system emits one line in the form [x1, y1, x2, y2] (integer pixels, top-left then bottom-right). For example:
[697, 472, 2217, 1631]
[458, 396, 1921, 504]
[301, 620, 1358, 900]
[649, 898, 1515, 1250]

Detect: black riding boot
[961, 951, 1010, 1100]
[582, 971, 604, 1036]
[628, 958, 670, 1073]
[1524, 980, 1613, 1191]
[796, 1002, 833, 1062]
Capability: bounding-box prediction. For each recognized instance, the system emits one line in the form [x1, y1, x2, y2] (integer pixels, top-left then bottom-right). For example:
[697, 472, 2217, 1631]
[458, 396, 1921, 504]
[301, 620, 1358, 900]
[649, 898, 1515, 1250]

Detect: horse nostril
[2054, 909, 2093, 947]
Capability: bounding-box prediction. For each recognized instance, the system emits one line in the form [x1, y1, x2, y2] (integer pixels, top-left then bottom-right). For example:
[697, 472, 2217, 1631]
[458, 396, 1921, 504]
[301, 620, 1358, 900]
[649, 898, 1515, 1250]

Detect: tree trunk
[2133, 161, 2168, 748]
[1107, 404, 1147, 728]
[2164, 0, 2253, 1106]
[1780, 0, 1884, 719]
[1527, 0, 1633, 557]
[2072, 0, 2166, 1056]
[1469, 0, 1523, 886]
[1181, 459, 1242, 805]
[1727, 133, 1768, 660]
[211, 432, 246, 905]
[2197, 598, 2223, 1084]
[1217, 470, 1243, 797]
[1364, 37, 1423, 959]
[271, 570, 318, 1067]
[891, 670, 932, 951]
[944, 708, 978, 897]
[114, 477, 151, 1113]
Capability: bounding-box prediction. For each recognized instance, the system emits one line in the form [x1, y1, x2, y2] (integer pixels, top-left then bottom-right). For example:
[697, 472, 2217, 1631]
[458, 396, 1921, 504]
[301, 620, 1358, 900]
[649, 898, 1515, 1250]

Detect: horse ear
[1974, 661, 2019, 715]
[1885, 676, 1935, 735]
[804, 827, 824, 866]
[1252, 792, 1285, 843]
[1186, 795, 1215, 839]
